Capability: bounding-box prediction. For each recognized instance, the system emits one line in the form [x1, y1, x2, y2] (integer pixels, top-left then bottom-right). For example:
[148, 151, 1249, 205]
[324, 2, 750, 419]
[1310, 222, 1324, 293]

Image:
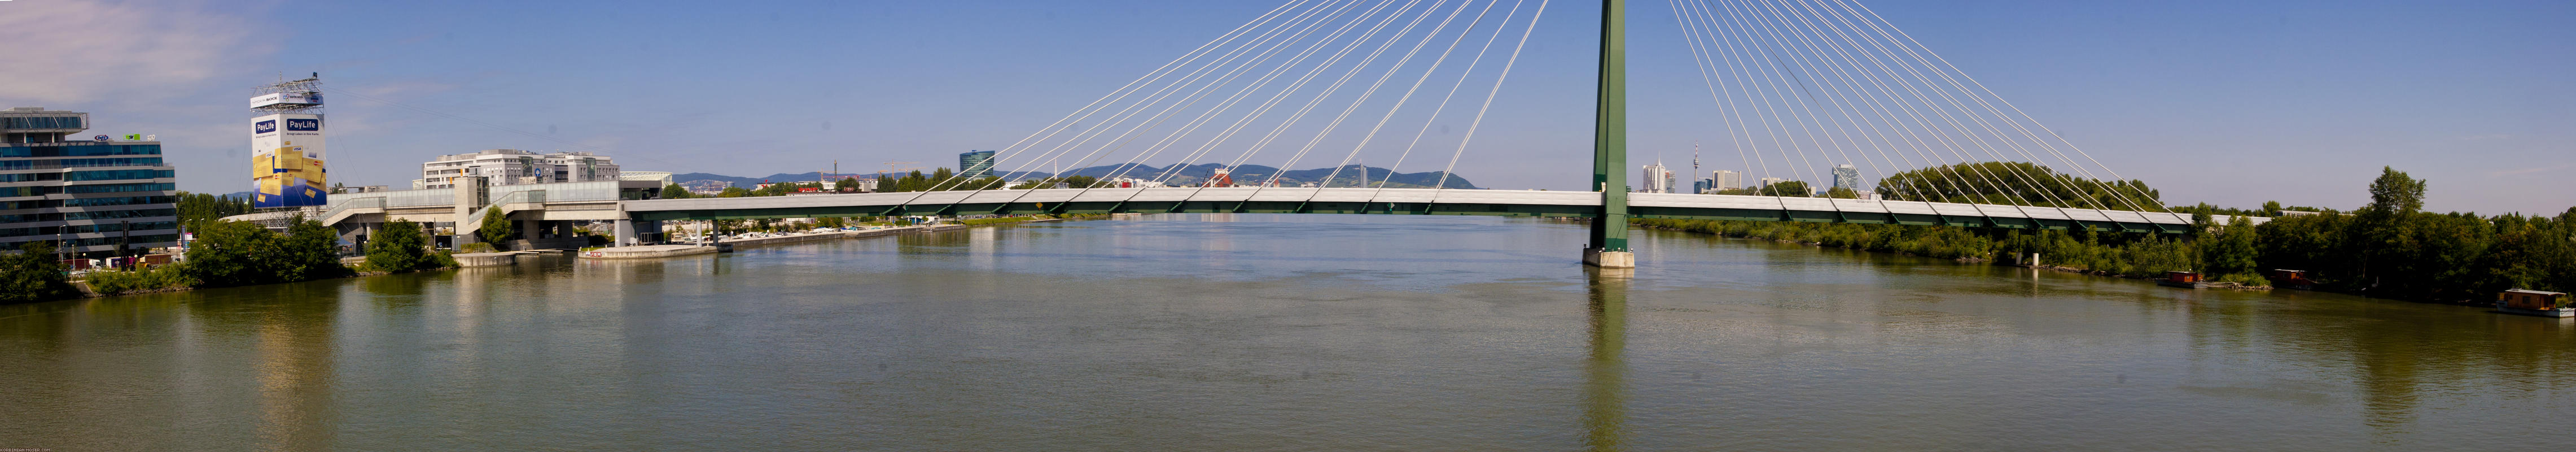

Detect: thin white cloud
[2492, 163, 2569, 177]
[0, 1, 270, 104]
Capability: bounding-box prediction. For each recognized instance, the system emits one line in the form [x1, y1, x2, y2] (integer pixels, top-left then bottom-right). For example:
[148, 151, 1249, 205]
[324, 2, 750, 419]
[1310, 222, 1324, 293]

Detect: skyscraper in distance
[1831, 164, 1860, 192]
[958, 150, 997, 179]
[1640, 162, 1672, 193]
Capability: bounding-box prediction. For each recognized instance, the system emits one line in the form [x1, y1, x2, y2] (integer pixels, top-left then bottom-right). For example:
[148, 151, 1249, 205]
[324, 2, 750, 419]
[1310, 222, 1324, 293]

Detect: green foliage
[2202, 216, 2262, 277]
[365, 219, 443, 273]
[84, 263, 197, 294]
[1010, 175, 1102, 190]
[2365, 166, 2426, 216]
[717, 186, 750, 198]
[477, 206, 514, 250]
[176, 191, 256, 233]
[1, 242, 75, 303]
[659, 184, 693, 199]
[834, 177, 859, 190]
[1757, 181, 1812, 197]
[1824, 186, 1859, 199]
[1635, 218, 1998, 260]
[1875, 162, 2159, 209]
[183, 218, 349, 288]
[457, 242, 497, 254]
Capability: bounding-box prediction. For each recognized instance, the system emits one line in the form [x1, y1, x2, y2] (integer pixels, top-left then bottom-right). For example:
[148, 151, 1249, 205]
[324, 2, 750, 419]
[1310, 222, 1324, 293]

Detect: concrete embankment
[452, 252, 518, 267]
[580, 245, 719, 259]
[718, 226, 932, 249]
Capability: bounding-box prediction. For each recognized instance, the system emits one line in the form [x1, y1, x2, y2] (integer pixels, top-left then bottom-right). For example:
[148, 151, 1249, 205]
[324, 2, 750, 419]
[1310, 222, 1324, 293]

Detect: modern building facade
[1714, 169, 1743, 191]
[1, 107, 180, 257]
[418, 149, 620, 189]
[1832, 164, 1860, 192]
[1640, 162, 1672, 193]
[958, 150, 997, 179]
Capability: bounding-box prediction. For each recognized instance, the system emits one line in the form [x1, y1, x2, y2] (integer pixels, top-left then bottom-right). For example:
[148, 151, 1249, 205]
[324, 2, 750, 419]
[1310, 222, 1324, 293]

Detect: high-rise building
[1693, 177, 1714, 194]
[1757, 177, 1789, 187]
[958, 150, 997, 179]
[1714, 170, 1743, 191]
[2, 107, 180, 257]
[1831, 164, 1860, 192]
[1640, 162, 1672, 193]
[418, 149, 622, 189]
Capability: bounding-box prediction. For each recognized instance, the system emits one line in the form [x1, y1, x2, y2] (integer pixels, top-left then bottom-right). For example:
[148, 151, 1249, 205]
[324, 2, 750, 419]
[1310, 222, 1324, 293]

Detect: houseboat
[2494, 289, 2572, 318]
[2266, 269, 2316, 290]
[2157, 271, 2209, 289]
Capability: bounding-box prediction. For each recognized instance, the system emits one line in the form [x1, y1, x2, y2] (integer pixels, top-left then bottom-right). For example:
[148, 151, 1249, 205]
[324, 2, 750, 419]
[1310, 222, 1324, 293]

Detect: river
[3, 214, 2570, 450]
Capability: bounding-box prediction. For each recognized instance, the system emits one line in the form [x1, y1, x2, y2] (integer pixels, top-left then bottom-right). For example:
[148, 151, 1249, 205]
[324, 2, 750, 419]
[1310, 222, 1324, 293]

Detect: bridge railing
[457, 190, 546, 236]
[318, 197, 384, 225]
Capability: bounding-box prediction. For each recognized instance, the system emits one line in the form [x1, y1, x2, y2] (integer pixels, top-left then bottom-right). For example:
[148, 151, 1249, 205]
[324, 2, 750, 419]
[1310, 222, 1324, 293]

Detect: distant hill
[674, 165, 1478, 189]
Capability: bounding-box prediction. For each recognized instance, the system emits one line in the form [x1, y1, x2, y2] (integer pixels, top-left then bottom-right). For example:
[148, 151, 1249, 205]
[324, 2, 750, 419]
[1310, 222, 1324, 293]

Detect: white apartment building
[1714, 170, 1743, 192]
[417, 149, 621, 189]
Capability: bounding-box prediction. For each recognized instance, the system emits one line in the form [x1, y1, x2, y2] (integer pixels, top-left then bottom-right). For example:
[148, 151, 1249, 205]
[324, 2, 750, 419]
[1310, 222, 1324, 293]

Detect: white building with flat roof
[418, 149, 621, 189]
[1714, 170, 1743, 192]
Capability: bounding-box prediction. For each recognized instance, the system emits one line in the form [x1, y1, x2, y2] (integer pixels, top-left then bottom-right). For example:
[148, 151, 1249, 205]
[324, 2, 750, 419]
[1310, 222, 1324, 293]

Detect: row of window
[0, 157, 167, 170]
[0, 221, 179, 238]
[0, 144, 161, 158]
[0, 169, 173, 182]
[0, 116, 84, 130]
[0, 208, 178, 223]
[0, 234, 182, 249]
[0, 183, 174, 197]
[15, 195, 174, 209]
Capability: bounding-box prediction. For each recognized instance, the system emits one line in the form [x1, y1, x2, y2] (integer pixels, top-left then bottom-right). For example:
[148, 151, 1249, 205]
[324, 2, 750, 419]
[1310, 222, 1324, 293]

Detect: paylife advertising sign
[251, 113, 328, 208]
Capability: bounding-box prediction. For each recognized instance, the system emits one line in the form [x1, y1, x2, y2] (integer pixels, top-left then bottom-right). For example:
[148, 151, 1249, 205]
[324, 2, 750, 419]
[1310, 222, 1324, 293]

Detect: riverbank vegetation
[1, 242, 76, 303]
[182, 217, 351, 288]
[1645, 166, 2573, 303]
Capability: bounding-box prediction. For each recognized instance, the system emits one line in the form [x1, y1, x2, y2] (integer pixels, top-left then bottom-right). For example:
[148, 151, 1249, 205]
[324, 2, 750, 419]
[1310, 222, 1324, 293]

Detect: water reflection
[1584, 267, 1630, 451]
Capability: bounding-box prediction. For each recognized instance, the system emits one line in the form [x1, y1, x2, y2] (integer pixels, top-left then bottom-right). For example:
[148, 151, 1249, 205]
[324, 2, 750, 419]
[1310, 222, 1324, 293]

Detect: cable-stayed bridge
[293, 0, 2253, 268]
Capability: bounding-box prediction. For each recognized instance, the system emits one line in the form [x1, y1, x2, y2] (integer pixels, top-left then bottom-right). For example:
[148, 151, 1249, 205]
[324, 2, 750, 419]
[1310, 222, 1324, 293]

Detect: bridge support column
[1585, 0, 1635, 268]
[613, 218, 637, 246]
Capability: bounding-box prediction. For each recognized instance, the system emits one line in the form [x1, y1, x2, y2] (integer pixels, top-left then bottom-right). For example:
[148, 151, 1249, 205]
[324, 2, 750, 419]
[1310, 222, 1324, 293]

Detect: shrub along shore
[1637, 167, 2574, 306]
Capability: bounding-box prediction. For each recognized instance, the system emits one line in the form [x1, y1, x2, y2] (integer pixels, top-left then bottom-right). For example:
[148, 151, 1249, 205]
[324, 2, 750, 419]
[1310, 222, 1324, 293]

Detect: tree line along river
[2, 214, 2569, 450]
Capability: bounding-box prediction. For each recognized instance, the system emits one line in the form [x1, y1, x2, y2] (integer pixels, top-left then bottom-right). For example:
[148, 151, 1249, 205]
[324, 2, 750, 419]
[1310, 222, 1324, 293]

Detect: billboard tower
[251, 74, 328, 208]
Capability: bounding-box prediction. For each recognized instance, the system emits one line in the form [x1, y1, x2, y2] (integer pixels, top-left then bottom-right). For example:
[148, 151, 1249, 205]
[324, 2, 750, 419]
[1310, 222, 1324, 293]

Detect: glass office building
[1, 107, 181, 257]
[958, 150, 997, 179]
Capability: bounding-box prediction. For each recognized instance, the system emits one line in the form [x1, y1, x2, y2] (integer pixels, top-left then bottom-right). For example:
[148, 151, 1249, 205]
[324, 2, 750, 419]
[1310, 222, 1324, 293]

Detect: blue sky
[6, 0, 2569, 214]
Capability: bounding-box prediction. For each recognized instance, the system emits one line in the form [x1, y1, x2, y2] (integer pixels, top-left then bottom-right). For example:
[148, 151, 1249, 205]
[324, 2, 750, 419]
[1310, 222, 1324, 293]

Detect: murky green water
[3, 215, 2570, 450]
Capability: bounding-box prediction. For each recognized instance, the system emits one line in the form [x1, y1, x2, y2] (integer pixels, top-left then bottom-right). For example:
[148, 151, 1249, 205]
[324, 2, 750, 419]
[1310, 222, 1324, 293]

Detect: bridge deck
[619, 187, 2240, 233]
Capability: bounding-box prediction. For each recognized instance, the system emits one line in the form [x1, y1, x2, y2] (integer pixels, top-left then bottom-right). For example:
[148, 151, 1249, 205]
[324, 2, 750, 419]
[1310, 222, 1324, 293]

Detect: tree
[0, 241, 74, 303]
[176, 191, 254, 233]
[1758, 181, 1812, 197]
[2203, 216, 2262, 281]
[272, 217, 349, 282]
[185, 220, 277, 287]
[163, 218, 351, 288]
[835, 177, 859, 191]
[660, 184, 692, 199]
[2261, 201, 2284, 217]
[477, 206, 515, 250]
[717, 186, 750, 198]
[366, 219, 435, 272]
[1824, 186, 1859, 199]
[2365, 166, 2426, 216]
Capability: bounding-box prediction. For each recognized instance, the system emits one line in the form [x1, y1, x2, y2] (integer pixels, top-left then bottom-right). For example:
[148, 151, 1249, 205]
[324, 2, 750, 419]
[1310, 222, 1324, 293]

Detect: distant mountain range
[673, 164, 1479, 190]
